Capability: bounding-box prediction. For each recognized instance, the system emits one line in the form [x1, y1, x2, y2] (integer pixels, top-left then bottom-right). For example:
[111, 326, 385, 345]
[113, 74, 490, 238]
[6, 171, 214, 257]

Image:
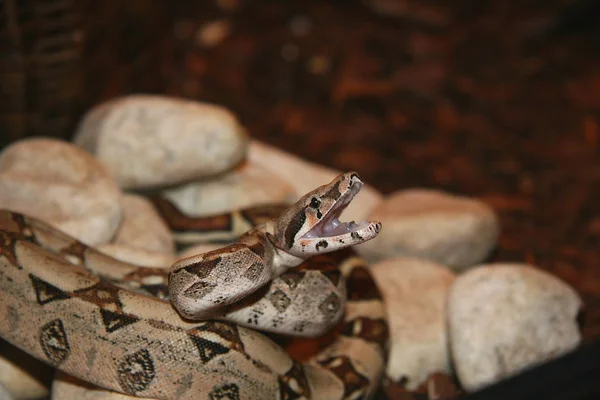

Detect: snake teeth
[304, 219, 371, 238]
[303, 179, 369, 239]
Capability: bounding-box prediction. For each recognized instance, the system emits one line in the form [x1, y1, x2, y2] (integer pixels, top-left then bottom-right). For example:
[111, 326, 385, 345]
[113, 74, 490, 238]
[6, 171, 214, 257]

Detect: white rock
[52, 372, 149, 399]
[448, 263, 582, 391]
[355, 189, 499, 270]
[248, 140, 383, 222]
[0, 343, 50, 400]
[371, 258, 455, 389]
[162, 161, 296, 216]
[74, 95, 249, 189]
[0, 383, 13, 400]
[0, 138, 122, 245]
[112, 194, 175, 254]
[96, 244, 177, 268]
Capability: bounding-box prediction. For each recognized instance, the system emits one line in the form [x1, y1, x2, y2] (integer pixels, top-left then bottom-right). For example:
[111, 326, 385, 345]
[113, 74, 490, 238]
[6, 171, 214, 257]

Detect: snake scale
[0, 171, 389, 399]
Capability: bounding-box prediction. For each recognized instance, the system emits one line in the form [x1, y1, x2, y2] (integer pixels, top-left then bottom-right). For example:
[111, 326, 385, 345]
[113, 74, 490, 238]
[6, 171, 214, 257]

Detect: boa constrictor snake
[0, 171, 389, 399]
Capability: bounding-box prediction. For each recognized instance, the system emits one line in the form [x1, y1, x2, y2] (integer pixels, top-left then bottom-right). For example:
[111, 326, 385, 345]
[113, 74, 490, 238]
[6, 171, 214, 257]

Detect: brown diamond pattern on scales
[268, 289, 292, 313]
[0, 171, 388, 399]
[100, 309, 140, 333]
[183, 280, 218, 300]
[318, 292, 341, 322]
[182, 256, 222, 277]
[188, 334, 231, 364]
[116, 348, 156, 395]
[181, 255, 252, 300]
[187, 321, 245, 364]
[242, 261, 264, 281]
[30, 274, 71, 305]
[208, 382, 240, 400]
[39, 319, 71, 366]
[74, 282, 141, 333]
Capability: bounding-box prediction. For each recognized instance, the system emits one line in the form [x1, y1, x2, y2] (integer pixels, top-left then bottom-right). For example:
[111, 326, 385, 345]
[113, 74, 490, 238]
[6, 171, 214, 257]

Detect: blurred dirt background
[2, 0, 600, 398]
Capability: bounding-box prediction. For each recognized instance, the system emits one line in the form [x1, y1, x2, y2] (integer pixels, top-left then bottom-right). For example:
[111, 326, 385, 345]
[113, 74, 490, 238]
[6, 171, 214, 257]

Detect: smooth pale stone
[52, 372, 150, 400]
[448, 263, 582, 391]
[0, 342, 51, 400]
[371, 258, 455, 389]
[0, 138, 122, 245]
[73, 95, 249, 189]
[96, 244, 177, 268]
[162, 161, 297, 216]
[248, 140, 383, 222]
[0, 383, 13, 400]
[112, 194, 175, 254]
[355, 189, 499, 270]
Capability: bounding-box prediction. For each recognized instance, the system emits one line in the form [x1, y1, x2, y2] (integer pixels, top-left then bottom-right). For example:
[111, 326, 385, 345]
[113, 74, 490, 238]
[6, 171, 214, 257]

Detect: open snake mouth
[301, 178, 375, 240]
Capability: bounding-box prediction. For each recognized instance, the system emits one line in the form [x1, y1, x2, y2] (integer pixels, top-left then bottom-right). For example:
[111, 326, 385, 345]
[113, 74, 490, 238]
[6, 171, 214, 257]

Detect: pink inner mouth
[302, 180, 370, 238]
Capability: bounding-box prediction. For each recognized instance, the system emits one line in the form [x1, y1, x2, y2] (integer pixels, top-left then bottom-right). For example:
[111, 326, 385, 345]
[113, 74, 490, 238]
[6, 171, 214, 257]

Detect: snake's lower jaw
[340, 220, 382, 244]
[295, 220, 382, 255]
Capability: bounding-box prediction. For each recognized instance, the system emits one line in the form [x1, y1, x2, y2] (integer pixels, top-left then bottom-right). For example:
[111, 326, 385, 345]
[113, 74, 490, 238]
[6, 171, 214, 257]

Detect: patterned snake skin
[0, 172, 389, 399]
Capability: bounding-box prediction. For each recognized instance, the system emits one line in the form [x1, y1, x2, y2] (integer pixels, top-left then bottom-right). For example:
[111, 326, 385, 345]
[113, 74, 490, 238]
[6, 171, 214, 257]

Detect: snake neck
[245, 220, 305, 276]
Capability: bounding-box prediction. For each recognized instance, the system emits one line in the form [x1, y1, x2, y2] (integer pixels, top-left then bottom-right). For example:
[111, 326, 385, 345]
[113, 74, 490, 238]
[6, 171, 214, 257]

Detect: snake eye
[310, 197, 321, 209]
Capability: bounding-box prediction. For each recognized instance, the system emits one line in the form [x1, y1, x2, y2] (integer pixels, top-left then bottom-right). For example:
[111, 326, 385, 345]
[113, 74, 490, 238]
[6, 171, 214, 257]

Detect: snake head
[273, 171, 382, 257]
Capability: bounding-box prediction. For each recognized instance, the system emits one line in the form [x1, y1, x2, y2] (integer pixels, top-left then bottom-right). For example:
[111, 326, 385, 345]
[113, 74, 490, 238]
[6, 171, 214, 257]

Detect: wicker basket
[0, 0, 83, 148]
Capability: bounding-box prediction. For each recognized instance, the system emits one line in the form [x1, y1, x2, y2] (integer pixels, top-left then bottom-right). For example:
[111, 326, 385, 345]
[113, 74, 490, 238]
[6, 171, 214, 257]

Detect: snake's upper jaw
[297, 175, 382, 254]
[273, 171, 382, 257]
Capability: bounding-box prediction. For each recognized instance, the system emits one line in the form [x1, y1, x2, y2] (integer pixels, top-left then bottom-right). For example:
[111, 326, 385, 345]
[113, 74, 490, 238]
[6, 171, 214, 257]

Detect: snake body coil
[0, 172, 388, 399]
